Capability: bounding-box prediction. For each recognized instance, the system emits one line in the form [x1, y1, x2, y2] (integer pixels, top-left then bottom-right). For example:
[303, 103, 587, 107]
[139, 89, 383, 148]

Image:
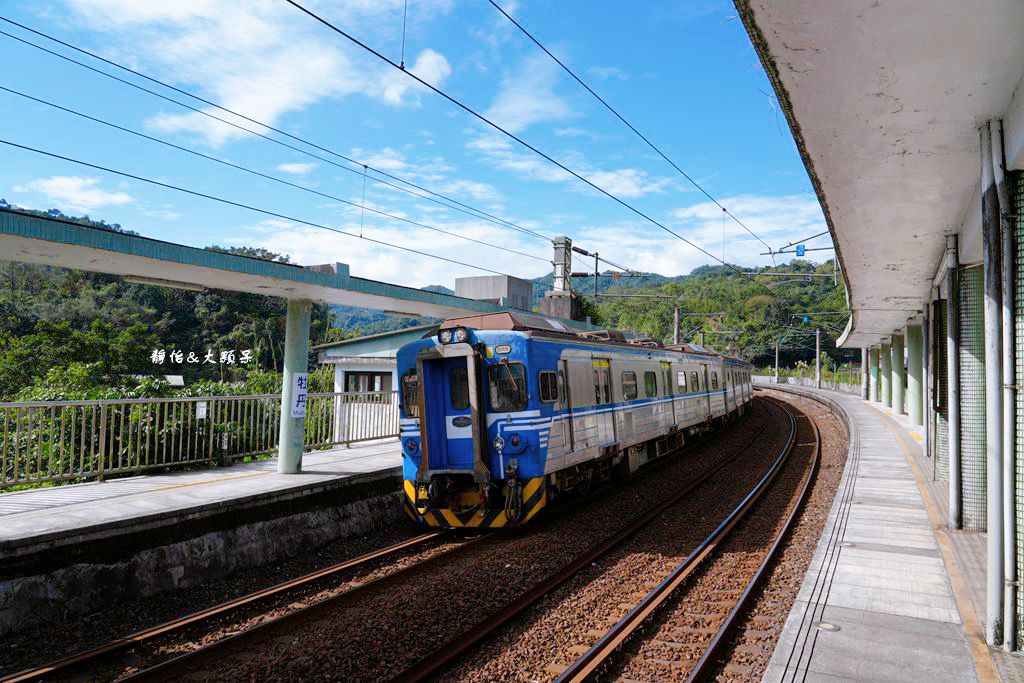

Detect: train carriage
[397, 311, 751, 529]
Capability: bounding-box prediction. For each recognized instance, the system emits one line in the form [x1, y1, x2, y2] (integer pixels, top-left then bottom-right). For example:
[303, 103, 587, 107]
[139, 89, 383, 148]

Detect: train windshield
[488, 362, 527, 411]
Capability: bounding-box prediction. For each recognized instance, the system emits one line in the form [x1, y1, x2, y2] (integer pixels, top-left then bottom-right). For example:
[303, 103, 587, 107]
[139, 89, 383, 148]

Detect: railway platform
[0, 439, 402, 636]
[759, 383, 1024, 682]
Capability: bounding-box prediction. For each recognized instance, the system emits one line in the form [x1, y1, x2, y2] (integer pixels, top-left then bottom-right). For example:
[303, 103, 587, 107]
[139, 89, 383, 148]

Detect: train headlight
[439, 329, 453, 344]
[493, 435, 505, 451]
[454, 327, 469, 343]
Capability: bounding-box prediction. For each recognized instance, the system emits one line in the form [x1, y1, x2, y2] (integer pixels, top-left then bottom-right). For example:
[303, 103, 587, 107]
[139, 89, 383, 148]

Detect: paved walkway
[761, 384, 994, 682]
[0, 439, 402, 549]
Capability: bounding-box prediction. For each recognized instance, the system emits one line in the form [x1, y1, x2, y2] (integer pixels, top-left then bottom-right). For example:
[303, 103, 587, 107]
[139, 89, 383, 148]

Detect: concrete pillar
[892, 333, 905, 414]
[861, 347, 869, 400]
[907, 324, 924, 425]
[880, 342, 892, 407]
[869, 347, 880, 401]
[332, 363, 347, 444]
[278, 298, 312, 474]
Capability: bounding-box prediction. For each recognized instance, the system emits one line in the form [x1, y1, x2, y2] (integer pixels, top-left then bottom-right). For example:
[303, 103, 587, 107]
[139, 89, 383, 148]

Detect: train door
[593, 357, 615, 445]
[557, 360, 574, 453]
[725, 368, 734, 413]
[421, 356, 475, 470]
[702, 364, 713, 418]
[661, 362, 675, 426]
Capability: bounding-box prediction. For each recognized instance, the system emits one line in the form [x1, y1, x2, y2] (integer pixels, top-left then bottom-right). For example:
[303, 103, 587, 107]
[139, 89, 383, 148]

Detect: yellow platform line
[147, 470, 269, 491]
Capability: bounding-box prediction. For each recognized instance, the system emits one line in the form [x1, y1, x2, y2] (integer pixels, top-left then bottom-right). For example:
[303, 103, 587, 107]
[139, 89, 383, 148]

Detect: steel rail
[392, 397, 781, 683]
[686, 399, 821, 681]
[2, 530, 447, 683]
[118, 531, 494, 682]
[553, 399, 800, 682]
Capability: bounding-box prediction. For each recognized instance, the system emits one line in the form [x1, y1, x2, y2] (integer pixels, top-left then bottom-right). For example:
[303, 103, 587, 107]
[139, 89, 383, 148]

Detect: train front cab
[401, 327, 546, 529]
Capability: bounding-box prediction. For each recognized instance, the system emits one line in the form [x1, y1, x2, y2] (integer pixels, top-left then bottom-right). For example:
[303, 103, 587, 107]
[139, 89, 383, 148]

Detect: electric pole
[775, 338, 780, 383]
[815, 327, 821, 388]
[673, 307, 680, 345]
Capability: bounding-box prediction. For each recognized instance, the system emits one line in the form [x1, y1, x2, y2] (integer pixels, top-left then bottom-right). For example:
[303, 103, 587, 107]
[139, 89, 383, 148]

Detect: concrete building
[315, 324, 435, 395]
[740, 0, 1024, 651]
[455, 274, 534, 310]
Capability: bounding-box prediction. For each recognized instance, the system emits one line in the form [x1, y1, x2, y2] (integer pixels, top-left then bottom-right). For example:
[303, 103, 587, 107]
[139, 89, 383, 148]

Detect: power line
[0, 16, 551, 244]
[283, 0, 776, 297]
[0, 138, 522, 278]
[0, 84, 550, 266]
[486, 0, 775, 254]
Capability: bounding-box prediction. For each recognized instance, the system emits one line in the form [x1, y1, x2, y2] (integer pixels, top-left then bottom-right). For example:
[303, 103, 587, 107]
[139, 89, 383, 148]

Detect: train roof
[433, 311, 750, 366]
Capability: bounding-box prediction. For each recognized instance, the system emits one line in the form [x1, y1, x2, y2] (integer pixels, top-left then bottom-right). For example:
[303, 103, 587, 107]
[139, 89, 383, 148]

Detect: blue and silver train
[397, 311, 753, 528]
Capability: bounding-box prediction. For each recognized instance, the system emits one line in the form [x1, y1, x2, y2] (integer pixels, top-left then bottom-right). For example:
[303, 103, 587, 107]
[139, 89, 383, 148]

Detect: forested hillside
[589, 261, 851, 368]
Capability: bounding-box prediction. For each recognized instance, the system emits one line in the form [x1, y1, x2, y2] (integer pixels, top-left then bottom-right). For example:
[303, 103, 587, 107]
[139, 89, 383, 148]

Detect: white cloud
[61, 0, 454, 146]
[485, 53, 574, 133]
[538, 194, 828, 279]
[587, 66, 628, 81]
[373, 49, 452, 107]
[14, 176, 134, 212]
[555, 127, 598, 138]
[440, 179, 501, 202]
[237, 215, 549, 288]
[229, 194, 825, 289]
[584, 168, 669, 198]
[466, 133, 668, 198]
[276, 162, 318, 175]
[351, 147, 408, 172]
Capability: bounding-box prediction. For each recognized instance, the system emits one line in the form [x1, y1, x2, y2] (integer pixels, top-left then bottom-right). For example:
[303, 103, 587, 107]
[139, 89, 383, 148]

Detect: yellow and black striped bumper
[403, 477, 546, 528]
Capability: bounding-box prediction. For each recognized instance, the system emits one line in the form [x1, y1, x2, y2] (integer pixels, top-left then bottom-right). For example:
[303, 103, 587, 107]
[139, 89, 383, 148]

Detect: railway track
[8, 397, 795, 682]
[2, 530, 462, 682]
[393, 397, 796, 682]
[552, 396, 820, 682]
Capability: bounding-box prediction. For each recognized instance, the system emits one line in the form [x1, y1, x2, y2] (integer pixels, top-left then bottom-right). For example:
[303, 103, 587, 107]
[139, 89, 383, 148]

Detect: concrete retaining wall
[0, 486, 403, 636]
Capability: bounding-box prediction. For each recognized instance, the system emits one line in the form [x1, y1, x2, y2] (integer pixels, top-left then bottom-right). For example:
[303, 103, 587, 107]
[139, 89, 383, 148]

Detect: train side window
[663, 369, 672, 395]
[676, 370, 688, 393]
[539, 371, 558, 403]
[691, 371, 700, 391]
[711, 372, 719, 390]
[489, 362, 527, 412]
[644, 371, 658, 397]
[622, 371, 638, 400]
[450, 366, 469, 410]
[401, 372, 419, 418]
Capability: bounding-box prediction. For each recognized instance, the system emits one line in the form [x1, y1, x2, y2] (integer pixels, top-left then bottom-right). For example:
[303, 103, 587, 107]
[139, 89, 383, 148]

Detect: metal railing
[0, 390, 399, 489]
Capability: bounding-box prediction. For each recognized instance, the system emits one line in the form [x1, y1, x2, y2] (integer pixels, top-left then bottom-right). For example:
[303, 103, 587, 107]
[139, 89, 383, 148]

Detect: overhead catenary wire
[283, 0, 777, 297]
[0, 138, 523, 278]
[775, 230, 830, 252]
[0, 84, 550, 265]
[0, 16, 551, 244]
[486, 0, 775, 254]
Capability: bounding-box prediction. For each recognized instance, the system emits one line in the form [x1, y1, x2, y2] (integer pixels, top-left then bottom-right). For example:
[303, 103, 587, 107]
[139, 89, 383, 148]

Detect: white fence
[0, 390, 399, 489]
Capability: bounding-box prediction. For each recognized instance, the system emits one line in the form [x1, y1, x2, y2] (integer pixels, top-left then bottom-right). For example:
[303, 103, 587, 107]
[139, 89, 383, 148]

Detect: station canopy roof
[737, 1, 1024, 347]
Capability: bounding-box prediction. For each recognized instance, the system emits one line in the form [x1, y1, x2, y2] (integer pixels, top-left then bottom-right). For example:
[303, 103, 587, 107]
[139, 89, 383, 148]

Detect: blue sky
[0, 0, 829, 288]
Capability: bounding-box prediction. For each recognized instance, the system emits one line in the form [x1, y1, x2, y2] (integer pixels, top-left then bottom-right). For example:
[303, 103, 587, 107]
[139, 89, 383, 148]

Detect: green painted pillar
[880, 342, 892, 407]
[907, 324, 924, 425]
[278, 298, 312, 474]
[869, 346, 880, 402]
[892, 333, 905, 414]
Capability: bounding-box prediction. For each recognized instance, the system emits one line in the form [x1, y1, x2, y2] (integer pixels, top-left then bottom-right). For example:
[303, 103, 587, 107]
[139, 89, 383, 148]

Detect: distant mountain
[529, 270, 683, 307]
[329, 284, 454, 335]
